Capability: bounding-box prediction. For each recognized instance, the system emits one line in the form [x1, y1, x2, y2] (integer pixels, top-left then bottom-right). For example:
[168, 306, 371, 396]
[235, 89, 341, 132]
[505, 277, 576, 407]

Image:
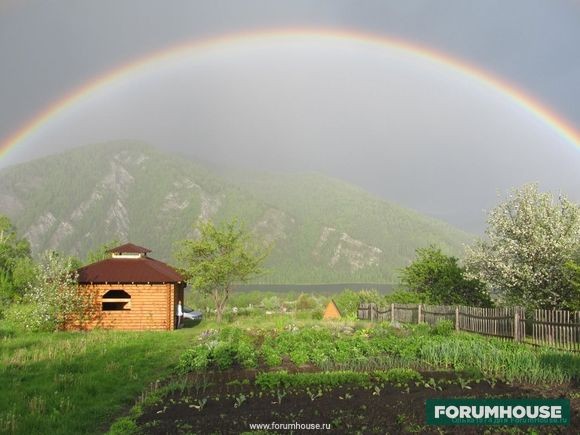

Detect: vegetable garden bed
[118, 323, 579, 434]
[135, 368, 578, 434]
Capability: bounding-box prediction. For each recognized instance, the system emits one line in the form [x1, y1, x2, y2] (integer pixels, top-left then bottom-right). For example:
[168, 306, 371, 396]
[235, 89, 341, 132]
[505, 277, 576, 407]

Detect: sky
[1, 0, 579, 233]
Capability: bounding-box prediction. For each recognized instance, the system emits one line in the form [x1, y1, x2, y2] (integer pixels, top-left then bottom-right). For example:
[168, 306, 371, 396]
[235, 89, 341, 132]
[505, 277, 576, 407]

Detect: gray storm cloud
[1, 1, 579, 233]
[5, 38, 580, 233]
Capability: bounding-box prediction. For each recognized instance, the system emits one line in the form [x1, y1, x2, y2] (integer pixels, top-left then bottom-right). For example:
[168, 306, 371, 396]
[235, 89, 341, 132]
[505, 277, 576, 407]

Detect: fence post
[391, 303, 395, 323]
[418, 304, 422, 324]
[370, 303, 375, 322]
[455, 306, 460, 331]
[514, 310, 520, 341]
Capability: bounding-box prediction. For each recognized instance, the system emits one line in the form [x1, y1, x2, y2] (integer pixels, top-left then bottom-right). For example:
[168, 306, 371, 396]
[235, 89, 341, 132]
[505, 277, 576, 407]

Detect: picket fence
[357, 303, 579, 351]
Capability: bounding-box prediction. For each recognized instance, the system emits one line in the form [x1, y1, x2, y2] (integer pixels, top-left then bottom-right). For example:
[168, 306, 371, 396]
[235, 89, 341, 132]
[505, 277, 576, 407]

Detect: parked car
[182, 306, 203, 325]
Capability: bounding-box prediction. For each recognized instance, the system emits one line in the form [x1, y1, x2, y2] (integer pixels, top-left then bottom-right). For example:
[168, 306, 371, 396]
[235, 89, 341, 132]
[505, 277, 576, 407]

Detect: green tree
[400, 246, 492, 306]
[85, 239, 121, 264]
[0, 215, 34, 304]
[562, 255, 580, 310]
[175, 219, 267, 322]
[23, 251, 91, 331]
[465, 184, 580, 310]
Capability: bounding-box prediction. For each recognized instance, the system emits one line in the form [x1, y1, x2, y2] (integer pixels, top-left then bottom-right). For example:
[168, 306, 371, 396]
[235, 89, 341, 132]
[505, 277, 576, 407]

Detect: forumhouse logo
[426, 399, 570, 425]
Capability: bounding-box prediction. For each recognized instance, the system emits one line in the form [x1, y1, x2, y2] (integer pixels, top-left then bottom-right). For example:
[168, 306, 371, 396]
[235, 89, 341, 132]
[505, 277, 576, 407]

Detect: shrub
[383, 290, 423, 304]
[311, 308, 323, 320]
[332, 290, 361, 318]
[22, 251, 93, 331]
[177, 327, 258, 371]
[213, 342, 236, 369]
[262, 296, 281, 311]
[296, 293, 317, 310]
[412, 323, 431, 337]
[177, 346, 211, 372]
[431, 319, 454, 336]
[237, 341, 258, 368]
[334, 289, 383, 318]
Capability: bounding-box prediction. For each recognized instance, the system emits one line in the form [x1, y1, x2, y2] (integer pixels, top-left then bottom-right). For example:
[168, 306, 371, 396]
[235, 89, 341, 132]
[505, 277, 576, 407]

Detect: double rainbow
[2, 28, 579, 161]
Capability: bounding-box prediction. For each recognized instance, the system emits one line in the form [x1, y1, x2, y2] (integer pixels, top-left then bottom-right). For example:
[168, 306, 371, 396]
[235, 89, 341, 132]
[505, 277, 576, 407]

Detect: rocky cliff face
[0, 141, 473, 283]
[314, 227, 383, 272]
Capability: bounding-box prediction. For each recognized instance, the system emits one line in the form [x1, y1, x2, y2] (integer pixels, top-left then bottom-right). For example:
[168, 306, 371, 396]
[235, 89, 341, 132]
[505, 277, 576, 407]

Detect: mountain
[0, 141, 474, 283]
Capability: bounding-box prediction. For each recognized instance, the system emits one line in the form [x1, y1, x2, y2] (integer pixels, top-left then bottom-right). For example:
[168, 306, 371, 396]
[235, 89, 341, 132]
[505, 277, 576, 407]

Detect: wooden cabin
[76, 243, 186, 331]
[323, 299, 342, 320]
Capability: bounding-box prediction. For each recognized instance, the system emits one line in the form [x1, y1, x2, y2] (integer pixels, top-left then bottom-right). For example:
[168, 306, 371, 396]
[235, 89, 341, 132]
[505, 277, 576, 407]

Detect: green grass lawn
[0, 322, 210, 435]
[0, 311, 321, 435]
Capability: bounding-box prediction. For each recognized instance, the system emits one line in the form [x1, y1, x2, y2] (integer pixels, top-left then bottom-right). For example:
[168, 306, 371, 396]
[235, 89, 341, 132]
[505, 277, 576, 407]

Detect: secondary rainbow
[2, 28, 579, 160]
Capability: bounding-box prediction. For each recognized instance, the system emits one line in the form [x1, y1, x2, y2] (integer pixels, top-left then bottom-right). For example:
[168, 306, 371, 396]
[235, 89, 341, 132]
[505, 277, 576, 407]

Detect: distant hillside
[0, 141, 474, 283]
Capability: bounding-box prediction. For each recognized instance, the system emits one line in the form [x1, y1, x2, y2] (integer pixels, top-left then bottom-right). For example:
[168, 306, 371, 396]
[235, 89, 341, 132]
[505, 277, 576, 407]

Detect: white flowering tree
[24, 251, 92, 331]
[465, 184, 580, 310]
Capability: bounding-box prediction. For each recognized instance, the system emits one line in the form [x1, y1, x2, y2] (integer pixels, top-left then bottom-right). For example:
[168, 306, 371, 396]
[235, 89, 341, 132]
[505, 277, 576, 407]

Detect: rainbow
[2, 28, 579, 160]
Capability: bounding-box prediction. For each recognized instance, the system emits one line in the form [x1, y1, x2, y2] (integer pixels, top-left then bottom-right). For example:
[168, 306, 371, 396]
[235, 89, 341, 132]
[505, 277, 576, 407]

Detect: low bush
[261, 296, 281, 311]
[295, 293, 317, 310]
[311, 308, 323, 320]
[333, 289, 382, 318]
[431, 319, 454, 336]
[177, 328, 258, 372]
[411, 323, 431, 337]
[177, 346, 212, 372]
[212, 342, 236, 369]
[383, 290, 423, 304]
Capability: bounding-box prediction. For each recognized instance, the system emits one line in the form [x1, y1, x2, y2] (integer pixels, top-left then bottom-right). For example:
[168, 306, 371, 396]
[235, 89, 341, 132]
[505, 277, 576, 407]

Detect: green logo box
[426, 398, 570, 426]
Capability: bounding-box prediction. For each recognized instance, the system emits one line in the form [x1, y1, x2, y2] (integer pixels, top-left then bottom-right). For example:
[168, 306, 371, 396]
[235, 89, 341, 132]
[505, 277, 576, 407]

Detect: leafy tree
[295, 293, 317, 310]
[383, 289, 423, 304]
[333, 289, 384, 318]
[22, 251, 91, 331]
[0, 215, 34, 304]
[465, 184, 580, 310]
[562, 255, 580, 310]
[85, 239, 121, 264]
[400, 246, 492, 306]
[175, 219, 267, 322]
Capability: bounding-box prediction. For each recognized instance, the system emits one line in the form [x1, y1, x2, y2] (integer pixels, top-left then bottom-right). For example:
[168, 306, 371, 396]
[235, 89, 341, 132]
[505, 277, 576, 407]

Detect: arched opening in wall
[102, 289, 131, 311]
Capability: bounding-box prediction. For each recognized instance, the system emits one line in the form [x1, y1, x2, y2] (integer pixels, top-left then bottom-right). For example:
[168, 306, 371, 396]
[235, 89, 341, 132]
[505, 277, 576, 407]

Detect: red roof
[107, 243, 152, 254]
[78, 244, 184, 284]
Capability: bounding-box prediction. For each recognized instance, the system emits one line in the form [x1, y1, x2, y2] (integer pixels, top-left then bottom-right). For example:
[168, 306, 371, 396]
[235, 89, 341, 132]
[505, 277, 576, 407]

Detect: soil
[137, 369, 579, 435]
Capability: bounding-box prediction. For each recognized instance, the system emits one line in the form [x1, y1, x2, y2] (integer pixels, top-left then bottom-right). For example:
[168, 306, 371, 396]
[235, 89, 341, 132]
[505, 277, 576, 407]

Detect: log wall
[78, 283, 178, 331]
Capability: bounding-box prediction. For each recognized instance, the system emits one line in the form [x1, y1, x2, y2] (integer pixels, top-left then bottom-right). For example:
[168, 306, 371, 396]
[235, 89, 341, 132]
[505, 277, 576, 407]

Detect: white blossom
[21, 251, 91, 331]
[465, 184, 580, 309]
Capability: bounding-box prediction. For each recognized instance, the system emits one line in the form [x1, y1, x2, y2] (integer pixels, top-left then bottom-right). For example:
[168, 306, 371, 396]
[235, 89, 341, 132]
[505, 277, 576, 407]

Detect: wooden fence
[358, 303, 579, 351]
[531, 309, 580, 351]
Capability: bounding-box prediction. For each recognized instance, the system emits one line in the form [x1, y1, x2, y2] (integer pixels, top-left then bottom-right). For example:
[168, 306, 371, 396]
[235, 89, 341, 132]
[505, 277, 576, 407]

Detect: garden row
[177, 322, 580, 385]
[132, 366, 566, 435]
